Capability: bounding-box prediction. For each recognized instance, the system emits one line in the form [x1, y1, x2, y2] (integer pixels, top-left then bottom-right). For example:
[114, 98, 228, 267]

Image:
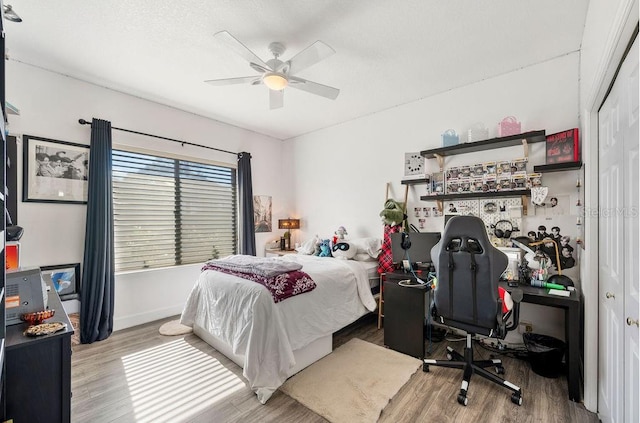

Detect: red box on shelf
[545, 128, 580, 164]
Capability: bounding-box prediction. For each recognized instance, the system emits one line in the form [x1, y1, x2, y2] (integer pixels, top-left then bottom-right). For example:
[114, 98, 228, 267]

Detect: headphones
[401, 232, 412, 250]
[492, 220, 514, 239]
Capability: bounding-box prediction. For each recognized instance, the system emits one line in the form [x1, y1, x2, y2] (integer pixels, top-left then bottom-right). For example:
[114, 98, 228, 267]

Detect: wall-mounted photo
[40, 263, 81, 300]
[253, 195, 272, 232]
[23, 135, 90, 204]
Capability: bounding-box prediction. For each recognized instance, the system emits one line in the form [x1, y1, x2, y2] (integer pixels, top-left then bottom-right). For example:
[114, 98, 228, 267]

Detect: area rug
[159, 319, 193, 336]
[280, 338, 421, 423]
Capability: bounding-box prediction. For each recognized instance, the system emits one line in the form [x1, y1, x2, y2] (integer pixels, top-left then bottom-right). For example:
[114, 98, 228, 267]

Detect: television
[390, 231, 441, 267]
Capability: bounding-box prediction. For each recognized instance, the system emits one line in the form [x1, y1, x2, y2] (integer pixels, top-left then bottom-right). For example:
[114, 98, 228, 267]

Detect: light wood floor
[71, 314, 599, 423]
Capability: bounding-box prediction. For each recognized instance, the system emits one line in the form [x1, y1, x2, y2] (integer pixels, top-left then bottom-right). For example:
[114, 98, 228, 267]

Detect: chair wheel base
[496, 365, 505, 375]
[511, 392, 523, 406]
[422, 363, 430, 372]
[457, 394, 468, 406]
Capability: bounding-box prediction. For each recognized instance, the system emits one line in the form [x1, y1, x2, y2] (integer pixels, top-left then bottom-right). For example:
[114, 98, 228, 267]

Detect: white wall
[6, 61, 289, 330]
[286, 53, 580, 341]
[578, 0, 638, 412]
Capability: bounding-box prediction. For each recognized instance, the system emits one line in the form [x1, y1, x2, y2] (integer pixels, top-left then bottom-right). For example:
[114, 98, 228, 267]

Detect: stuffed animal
[335, 226, 348, 240]
[313, 239, 322, 256]
[318, 239, 333, 257]
[379, 199, 407, 227]
[332, 241, 356, 260]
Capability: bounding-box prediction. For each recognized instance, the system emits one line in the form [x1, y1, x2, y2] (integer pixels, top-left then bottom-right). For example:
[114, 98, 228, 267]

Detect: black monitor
[390, 231, 441, 266]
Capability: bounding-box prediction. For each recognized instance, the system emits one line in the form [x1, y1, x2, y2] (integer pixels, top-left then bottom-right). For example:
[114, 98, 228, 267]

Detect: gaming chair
[423, 215, 524, 406]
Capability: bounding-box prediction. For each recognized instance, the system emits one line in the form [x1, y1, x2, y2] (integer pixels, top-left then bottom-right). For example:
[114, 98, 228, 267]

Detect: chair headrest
[441, 216, 491, 253]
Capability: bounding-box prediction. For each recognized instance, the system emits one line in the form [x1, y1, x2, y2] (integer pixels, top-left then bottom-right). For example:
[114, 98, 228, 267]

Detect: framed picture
[545, 128, 580, 164]
[40, 263, 81, 301]
[23, 135, 90, 204]
[253, 195, 272, 232]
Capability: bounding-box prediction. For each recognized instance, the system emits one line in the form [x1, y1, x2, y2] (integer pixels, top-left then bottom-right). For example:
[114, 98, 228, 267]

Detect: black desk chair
[423, 215, 523, 406]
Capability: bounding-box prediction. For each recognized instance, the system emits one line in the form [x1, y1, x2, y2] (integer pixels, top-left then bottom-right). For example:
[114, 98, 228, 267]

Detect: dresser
[5, 288, 73, 423]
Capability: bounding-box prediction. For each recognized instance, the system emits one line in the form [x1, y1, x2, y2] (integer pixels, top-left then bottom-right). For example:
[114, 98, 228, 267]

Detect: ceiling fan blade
[289, 76, 340, 100]
[270, 89, 284, 109]
[205, 76, 259, 86]
[214, 31, 270, 70]
[288, 41, 335, 74]
[250, 62, 270, 74]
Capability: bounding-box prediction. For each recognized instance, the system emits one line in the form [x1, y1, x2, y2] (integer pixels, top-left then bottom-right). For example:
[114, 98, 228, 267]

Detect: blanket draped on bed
[202, 262, 316, 303]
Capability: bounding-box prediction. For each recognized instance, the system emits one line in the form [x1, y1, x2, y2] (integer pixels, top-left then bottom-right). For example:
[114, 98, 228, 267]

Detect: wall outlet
[518, 320, 533, 334]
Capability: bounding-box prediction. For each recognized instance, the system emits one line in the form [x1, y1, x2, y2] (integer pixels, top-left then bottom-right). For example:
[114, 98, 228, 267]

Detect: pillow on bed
[353, 252, 377, 262]
[350, 237, 382, 259]
[295, 236, 319, 255]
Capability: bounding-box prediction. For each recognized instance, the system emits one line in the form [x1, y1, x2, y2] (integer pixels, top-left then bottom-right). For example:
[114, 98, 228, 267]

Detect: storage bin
[468, 123, 489, 142]
[498, 116, 521, 137]
[441, 129, 459, 147]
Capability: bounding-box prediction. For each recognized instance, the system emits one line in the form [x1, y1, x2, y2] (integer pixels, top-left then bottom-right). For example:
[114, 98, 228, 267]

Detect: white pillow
[353, 252, 377, 262]
[350, 237, 382, 258]
[295, 236, 319, 255]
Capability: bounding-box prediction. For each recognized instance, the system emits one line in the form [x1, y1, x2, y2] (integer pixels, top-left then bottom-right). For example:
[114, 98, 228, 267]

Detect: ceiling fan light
[263, 73, 288, 91]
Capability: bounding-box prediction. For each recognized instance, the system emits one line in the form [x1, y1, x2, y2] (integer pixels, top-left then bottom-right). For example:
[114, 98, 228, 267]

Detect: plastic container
[523, 332, 566, 378]
[441, 129, 459, 147]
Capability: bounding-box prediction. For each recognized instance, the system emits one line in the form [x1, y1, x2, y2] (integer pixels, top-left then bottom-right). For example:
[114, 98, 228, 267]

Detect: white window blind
[113, 150, 237, 271]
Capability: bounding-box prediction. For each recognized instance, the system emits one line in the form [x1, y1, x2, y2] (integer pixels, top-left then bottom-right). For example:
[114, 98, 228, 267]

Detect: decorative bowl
[21, 309, 55, 325]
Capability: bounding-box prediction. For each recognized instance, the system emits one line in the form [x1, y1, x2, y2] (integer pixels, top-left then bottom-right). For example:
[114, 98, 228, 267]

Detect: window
[112, 149, 237, 271]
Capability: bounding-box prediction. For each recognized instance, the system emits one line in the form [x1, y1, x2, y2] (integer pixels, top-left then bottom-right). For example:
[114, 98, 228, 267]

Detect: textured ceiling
[4, 1, 589, 140]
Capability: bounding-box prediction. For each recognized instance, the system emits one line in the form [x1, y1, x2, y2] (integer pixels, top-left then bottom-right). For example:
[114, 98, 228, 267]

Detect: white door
[598, 35, 639, 423]
[621, 35, 639, 423]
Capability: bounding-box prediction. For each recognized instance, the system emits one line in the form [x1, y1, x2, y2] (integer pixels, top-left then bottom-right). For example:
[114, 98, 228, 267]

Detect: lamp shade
[278, 218, 300, 230]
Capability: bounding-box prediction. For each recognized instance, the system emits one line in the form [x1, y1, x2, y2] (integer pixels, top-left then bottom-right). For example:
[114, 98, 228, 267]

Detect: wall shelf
[401, 178, 429, 186]
[533, 161, 583, 173]
[420, 189, 530, 202]
[420, 130, 546, 159]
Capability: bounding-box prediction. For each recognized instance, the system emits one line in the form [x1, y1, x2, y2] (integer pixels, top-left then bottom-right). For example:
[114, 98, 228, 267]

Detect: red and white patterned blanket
[202, 263, 316, 303]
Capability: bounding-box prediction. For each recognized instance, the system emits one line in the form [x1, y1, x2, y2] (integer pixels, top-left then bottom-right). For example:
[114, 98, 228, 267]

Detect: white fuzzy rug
[158, 319, 193, 336]
[280, 338, 421, 423]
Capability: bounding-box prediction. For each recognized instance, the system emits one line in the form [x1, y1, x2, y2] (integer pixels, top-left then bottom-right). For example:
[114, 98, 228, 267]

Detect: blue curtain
[237, 152, 256, 255]
[80, 118, 114, 344]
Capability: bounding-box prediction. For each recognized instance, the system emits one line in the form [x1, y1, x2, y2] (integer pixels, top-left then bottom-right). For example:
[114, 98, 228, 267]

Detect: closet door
[598, 34, 639, 423]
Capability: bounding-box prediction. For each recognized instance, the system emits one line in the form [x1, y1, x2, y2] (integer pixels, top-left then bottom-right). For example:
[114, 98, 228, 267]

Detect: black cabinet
[5, 289, 73, 423]
[383, 272, 429, 359]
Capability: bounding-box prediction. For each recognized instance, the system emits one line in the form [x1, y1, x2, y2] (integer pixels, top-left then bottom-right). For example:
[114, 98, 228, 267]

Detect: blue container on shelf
[441, 129, 459, 147]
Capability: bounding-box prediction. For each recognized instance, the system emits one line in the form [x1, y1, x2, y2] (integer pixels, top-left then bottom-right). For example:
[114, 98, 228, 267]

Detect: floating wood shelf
[401, 178, 429, 185]
[420, 189, 531, 201]
[420, 130, 546, 159]
[533, 161, 583, 173]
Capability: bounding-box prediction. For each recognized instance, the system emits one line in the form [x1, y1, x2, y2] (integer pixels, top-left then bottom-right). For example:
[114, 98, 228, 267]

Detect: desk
[499, 281, 581, 402]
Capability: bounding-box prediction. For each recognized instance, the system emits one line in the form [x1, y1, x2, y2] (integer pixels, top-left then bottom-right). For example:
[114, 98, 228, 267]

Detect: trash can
[523, 333, 566, 378]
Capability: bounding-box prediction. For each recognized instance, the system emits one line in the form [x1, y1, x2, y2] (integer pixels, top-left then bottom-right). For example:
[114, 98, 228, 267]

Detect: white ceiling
[4, 1, 590, 140]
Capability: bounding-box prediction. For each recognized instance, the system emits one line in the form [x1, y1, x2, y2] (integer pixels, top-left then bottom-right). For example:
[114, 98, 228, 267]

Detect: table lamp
[278, 218, 300, 250]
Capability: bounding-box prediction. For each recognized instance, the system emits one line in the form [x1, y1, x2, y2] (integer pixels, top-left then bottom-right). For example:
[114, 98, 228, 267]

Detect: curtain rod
[78, 118, 238, 156]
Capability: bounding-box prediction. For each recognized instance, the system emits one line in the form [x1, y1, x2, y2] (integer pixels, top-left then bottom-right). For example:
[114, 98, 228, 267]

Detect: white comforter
[180, 255, 377, 403]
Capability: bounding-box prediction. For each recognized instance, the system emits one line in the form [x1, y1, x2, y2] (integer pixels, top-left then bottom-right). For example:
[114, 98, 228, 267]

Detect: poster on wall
[253, 195, 272, 232]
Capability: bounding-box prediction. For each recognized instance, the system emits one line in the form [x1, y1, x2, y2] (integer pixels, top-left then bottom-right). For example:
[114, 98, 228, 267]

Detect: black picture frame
[22, 134, 90, 204]
[40, 263, 81, 301]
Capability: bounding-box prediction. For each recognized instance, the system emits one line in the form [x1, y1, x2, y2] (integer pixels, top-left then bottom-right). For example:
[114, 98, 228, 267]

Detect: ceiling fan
[205, 31, 340, 109]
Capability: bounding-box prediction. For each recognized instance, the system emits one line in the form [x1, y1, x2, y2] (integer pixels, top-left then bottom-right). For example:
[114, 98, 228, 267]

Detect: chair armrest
[505, 288, 523, 332]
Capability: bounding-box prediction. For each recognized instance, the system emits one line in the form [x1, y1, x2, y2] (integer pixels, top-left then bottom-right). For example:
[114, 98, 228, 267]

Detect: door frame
[582, 1, 638, 412]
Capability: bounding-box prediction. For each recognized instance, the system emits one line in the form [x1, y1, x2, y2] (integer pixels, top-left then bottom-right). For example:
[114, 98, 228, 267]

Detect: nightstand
[265, 250, 298, 257]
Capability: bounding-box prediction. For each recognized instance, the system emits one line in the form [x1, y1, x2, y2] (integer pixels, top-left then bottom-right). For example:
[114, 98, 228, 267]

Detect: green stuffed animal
[379, 199, 407, 227]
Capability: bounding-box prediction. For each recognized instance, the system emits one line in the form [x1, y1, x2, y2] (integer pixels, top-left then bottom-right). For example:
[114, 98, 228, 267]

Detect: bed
[180, 254, 378, 403]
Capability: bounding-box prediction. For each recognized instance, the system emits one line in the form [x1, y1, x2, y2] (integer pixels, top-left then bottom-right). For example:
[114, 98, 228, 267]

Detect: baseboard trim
[114, 304, 184, 331]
